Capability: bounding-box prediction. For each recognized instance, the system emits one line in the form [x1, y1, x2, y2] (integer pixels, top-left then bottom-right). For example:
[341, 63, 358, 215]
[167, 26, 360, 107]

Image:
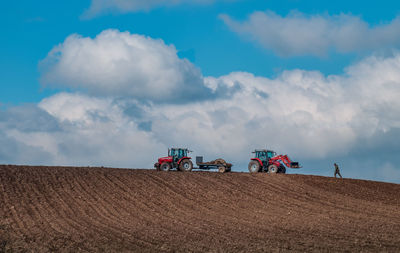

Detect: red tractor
[154, 148, 193, 172]
[248, 149, 301, 174]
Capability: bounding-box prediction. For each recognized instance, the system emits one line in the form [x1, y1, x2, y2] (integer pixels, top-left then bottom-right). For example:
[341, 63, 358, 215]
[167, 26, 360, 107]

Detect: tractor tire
[179, 159, 193, 172]
[279, 166, 286, 174]
[248, 160, 260, 173]
[160, 162, 171, 171]
[218, 166, 227, 173]
[268, 164, 278, 174]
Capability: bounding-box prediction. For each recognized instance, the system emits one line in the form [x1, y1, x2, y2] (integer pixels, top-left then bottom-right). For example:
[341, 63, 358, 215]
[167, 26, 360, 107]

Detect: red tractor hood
[158, 156, 173, 163]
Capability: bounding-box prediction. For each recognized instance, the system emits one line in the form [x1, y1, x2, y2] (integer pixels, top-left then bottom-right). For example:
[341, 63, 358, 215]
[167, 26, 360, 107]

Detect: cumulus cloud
[2, 30, 400, 182]
[220, 11, 400, 57]
[0, 106, 56, 165]
[40, 29, 212, 103]
[5, 53, 400, 170]
[0, 93, 164, 167]
[83, 0, 224, 18]
[146, 53, 400, 162]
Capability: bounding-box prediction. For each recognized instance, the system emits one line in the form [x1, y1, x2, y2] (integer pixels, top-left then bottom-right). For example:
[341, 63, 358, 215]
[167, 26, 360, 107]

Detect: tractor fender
[178, 156, 192, 165]
[251, 158, 263, 167]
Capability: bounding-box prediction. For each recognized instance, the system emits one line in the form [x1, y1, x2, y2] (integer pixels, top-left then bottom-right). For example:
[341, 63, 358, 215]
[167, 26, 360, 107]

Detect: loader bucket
[290, 162, 301, 168]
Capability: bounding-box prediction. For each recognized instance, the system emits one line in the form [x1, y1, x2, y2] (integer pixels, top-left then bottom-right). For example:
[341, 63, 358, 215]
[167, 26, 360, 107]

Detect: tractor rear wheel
[160, 162, 171, 171]
[268, 164, 278, 174]
[248, 161, 260, 173]
[218, 166, 227, 173]
[179, 159, 193, 172]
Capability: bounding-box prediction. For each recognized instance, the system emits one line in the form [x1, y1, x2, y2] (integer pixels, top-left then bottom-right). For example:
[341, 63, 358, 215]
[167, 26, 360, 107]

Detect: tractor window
[256, 152, 267, 160]
[170, 149, 187, 158]
[267, 151, 275, 158]
[170, 149, 177, 157]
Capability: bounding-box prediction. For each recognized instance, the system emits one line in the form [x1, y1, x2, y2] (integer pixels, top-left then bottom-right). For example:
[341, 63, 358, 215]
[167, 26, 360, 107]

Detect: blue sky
[2, 0, 400, 104]
[1, 0, 400, 183]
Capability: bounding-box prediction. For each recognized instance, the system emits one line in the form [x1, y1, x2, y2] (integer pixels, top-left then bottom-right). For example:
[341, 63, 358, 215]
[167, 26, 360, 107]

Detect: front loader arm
[271, 155, 301, 168]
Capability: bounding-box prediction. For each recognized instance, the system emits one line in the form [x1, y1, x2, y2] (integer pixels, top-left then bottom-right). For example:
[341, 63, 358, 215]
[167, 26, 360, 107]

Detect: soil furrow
[1, 165, 400, 252]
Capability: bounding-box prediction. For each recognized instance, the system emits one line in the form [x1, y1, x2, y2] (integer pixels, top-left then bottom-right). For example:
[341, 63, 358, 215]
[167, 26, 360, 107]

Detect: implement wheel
[179, 159, 193, 172]
[248, 160, 260, 173]
[160, 162, 171, 171]
[268, 164, 278, 174]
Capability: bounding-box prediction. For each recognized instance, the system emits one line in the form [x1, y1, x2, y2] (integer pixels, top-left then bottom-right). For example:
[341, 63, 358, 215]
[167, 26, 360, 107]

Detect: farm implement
[154, 148, 232, 173]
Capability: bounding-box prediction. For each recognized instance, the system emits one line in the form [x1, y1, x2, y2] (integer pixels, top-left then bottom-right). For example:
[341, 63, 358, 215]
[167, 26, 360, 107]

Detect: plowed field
[1, 165, 400, 252]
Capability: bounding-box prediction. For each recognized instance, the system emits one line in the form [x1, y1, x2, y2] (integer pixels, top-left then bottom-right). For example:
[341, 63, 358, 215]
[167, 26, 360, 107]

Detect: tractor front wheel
[268, 164, 278, 174]
[179, 159, 193, 172]
[248, 161, 260, 173]
[160, 162, 171, 171]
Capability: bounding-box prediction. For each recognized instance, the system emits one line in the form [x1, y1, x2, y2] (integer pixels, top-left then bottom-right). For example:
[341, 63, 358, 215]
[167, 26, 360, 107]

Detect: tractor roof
[169, 148, 192, 152]
[253, 149, 275, 153]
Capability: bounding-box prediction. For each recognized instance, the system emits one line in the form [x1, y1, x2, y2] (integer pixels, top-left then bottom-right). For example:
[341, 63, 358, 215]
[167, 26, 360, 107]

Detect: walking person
[334, 163, 342, 179]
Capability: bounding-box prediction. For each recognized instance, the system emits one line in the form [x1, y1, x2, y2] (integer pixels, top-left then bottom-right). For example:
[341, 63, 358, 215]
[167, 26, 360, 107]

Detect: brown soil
[1, 165, 399, 252]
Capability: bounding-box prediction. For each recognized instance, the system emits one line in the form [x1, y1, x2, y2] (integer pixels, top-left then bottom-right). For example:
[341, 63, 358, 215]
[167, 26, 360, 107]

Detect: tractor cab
[253, 149, 276, 163]
[169, 148, 190, 162]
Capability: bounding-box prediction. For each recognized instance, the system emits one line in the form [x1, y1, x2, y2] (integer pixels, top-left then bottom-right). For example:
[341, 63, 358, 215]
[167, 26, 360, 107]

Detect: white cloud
[220, 11, 400, 57]
[144, 54, 400, 162]
[2, 30, 400, 182]
[83, 0, 223, 18]
[13, 53, 400, 167]
[40, 29, 211, 103]
[1, 93, 164, 167]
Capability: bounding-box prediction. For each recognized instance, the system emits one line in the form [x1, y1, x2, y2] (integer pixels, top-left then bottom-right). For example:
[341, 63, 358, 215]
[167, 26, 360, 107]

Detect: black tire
[248, 160, 260, 173]
[179, 159, 193, 172]
[218, 166, 226, 173]
[154, 163, 160, 171]
[268, 164, 278, 174]
[279, 166, 286, 174]
[160, 162, 171, 171]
